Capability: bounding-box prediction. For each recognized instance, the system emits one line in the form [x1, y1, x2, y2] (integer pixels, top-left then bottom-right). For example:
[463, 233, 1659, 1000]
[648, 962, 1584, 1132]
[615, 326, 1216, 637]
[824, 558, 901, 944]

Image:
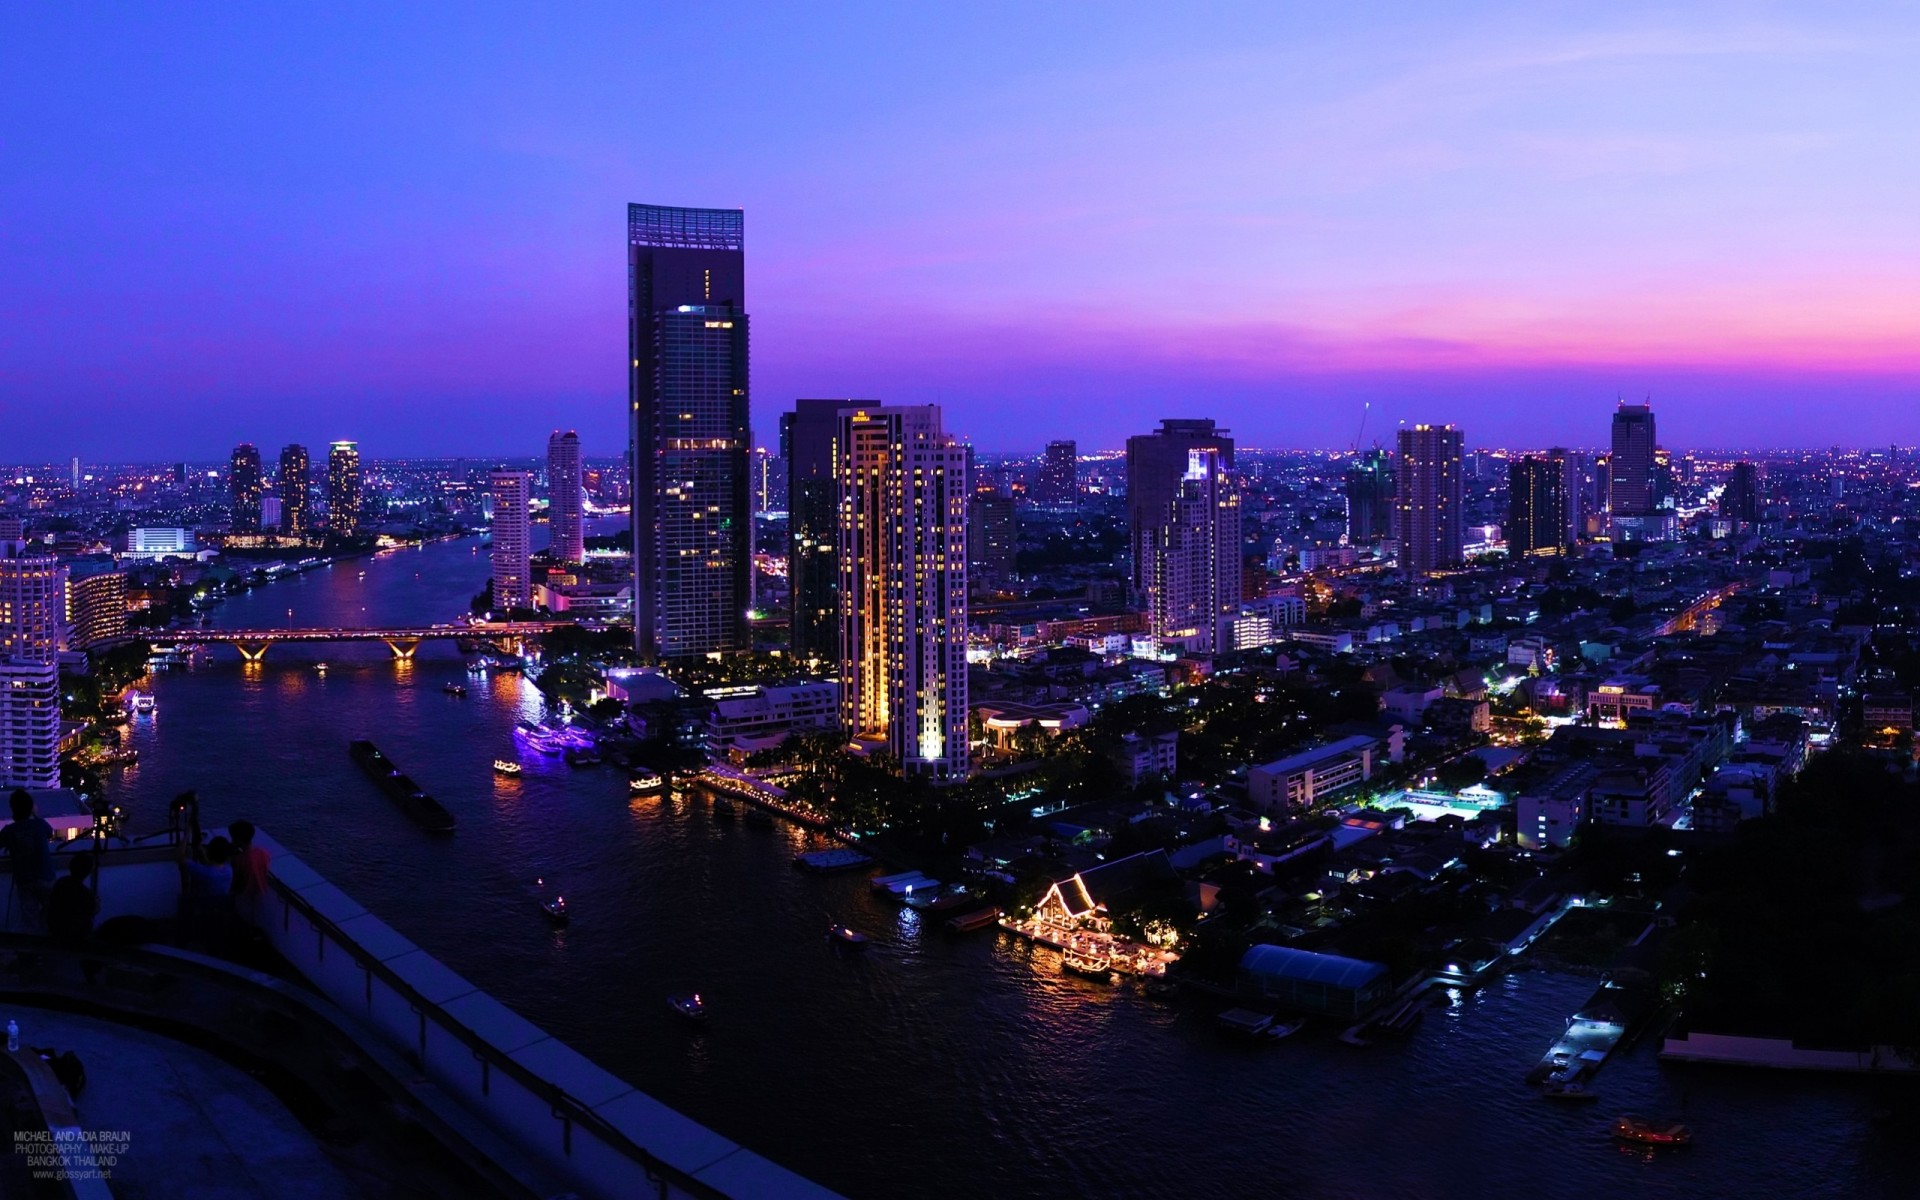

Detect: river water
[107, 535, 1918, 1199]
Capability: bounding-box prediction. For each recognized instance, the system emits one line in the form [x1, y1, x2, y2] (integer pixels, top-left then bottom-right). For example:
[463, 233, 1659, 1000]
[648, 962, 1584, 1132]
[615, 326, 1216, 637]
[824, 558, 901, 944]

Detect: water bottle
[5, 1021, 17, 1053]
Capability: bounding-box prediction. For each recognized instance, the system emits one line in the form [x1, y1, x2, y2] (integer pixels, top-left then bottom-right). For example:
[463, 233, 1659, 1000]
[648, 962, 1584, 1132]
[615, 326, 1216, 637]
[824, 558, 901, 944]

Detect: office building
[968, 490, 1017, 587]
[1127, 420, 1241, 653]
[1608, 403, 1657, 517]
[124, 528, 193, 559]
[68, 569, 128, 650]
[229, 443, 264, 533]
[1036, 440, 1077, 504]
[1344, 448, 1394, 545]
[489, 470, 532, 612]
[751, 445, 786, 515]
[1393, 424, 1465, 575]
[837, 405, 970, 781]
[327, 441, 363, 536]
[1721, 461, 1760, 527]
[1508, 449, 1577, 557]
[627, 203, 751, 659]
[0, 543, 67, 661]
[547, 431, 585, 564]
[279, 444, 311, 538]
[783, 399, 860, 665]
[0, 656, 60, 791]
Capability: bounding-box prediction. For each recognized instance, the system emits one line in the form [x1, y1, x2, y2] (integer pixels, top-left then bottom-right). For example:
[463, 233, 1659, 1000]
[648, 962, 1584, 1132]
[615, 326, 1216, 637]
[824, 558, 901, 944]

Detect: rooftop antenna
[1352, 402, 1370, 453]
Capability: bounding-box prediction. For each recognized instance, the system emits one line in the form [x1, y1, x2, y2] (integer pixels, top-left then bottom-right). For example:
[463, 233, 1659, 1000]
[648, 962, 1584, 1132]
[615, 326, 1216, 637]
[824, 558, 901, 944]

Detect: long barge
[348, 739, 457, 834]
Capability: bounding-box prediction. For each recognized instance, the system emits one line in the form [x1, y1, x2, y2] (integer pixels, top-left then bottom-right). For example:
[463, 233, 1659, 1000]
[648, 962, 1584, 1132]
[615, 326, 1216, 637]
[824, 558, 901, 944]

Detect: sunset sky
[7, 3, 1920, 458]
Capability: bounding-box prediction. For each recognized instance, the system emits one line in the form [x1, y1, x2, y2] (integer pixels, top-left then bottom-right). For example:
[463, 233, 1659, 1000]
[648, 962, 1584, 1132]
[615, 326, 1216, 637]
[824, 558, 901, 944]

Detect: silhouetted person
[2, 789, 57, 919]
[228, 820, 270, 923]
[45, 855, 100, 980]
[177, 832, 234, 949]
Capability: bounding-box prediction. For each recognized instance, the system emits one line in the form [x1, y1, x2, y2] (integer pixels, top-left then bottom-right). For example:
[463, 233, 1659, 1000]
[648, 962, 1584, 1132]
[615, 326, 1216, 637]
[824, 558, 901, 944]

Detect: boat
[794, 848, 875, 873]
[1142, 976, 1180, 1001]
[314, 662, 329, 675]
[1543, 1081, 1598, 1102]
[712, 798, 738, 819]
[628, 770, 664, 794]
[1060, 950, 1114, 981]
[540, 895, 569, 926]
[564, 748, 602, 768]
[668, 993, 708, 1023]
[945, 906, 1000, 933]
[827, 924, 871, 951]
[869, 871, 929, 892]
[492, 759, 522, 776]
[443, 683, 467, 697]
[347, 740, 457, 834]
[1263, 1017, 1306, 1041]
[127, 691, 157, 714]
[1611, 1116, 1692, 1146]
[1217, 1009, 1276, 1038]
[924, 890, 976, 915]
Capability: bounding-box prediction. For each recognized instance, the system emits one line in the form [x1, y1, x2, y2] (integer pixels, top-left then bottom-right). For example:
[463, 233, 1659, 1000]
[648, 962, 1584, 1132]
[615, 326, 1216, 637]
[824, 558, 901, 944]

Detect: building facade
[783, 399, 860, 666]
[489, 470, 532, 612]
[68, 569, 128, 650]
[0, 657, 59, 790]
[1344, 448, 1394, 546]
[1394, 424, 1465, 575]
[279, 443, 311, 538]
[1127, 420, 1240, 654]
[0, 542, 67, 661]
[1507, 449, 1577, 556]
[547, 431, 585, 565]
[836, 405, 970, 781]
[1608, 403, 1657, 519]
[1036, 439, 1077, 504]
[627, 203, 751, 660]
[1247, 734, 1382, 813]
[1721, 461, 1759, 528]
[967, 490, 1017, 588]
[327, 441, 363, 536]
[229, 443, 264, 534]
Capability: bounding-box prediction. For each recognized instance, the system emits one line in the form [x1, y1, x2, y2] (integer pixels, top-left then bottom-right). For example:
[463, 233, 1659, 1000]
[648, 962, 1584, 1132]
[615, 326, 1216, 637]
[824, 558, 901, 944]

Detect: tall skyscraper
[547, 431, 585, 564]
[627, 203, 751, 660]
[1036, 440, 1077, 504]
[279, 444, 311, 538]
[1344, 448, 1394, 545]
[783, 399, 860, 665]
[229, 443, 264, 533]
[1394, 424, 1465, 574]
[968, 490, 1017, 587]
[0, 542, 68, 661]
[1721, 461, 1759, 527]
[837, 405, 969, 781]
[489, 470, 532, 612]
[68, 568, 128, 650]
[1608, 403, 1657, 517]
[327, 441, 362, 536]
[0, 657, 59, 791]
[1127, 420, 1241, 653]
[1508, 449, 1576, 557]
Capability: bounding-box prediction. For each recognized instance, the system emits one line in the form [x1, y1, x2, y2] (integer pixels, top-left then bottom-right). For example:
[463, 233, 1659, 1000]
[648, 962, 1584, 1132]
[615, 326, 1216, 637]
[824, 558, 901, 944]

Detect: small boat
[629, 770, 664, 794]
[493, 759, 522, 776]
[1061, 950, 1114, 981]
[1264, 1017, 1306, 1041]
[1217, 1009, 1275, 1038]
[540, 895, 569, 926]
[466, 662, 487, 675]
[564, 748, 602, 767]
[1612, 1116, 1691, 1145]
[127, 692, 157, 714]
[945, 907, 1000, 933]
[827, 924, 871, 951]
[314, 662, 328, 675]
[1544, 1081, 1598, 1102]
[668, 993, 708, 1023]
[712, 798, 738, 819]
[443, 683, 467, 696]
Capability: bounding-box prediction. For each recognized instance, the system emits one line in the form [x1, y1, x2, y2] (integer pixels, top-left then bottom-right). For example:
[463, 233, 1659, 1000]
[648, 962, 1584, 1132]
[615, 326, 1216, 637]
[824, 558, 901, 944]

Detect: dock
[1524, 974, 1660, 1089]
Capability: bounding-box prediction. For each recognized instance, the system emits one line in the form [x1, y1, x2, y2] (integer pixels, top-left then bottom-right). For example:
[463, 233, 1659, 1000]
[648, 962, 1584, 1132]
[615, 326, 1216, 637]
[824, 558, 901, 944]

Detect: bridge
[143, 622, 561, 662]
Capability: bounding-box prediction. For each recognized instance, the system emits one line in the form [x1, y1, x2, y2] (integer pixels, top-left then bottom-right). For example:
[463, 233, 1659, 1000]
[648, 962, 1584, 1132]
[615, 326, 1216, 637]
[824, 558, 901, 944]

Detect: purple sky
[6, 4, 1920, 459]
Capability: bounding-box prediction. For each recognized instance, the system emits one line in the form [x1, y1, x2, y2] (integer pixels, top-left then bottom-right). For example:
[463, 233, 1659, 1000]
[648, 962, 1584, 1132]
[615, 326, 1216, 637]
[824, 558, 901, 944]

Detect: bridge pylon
[235, 641, 272, 663]
[382, 638, 421, 660]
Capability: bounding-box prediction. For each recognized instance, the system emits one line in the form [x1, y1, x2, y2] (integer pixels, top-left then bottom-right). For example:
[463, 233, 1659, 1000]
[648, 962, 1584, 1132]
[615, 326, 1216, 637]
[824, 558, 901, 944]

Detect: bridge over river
[142, 621, 561, 661]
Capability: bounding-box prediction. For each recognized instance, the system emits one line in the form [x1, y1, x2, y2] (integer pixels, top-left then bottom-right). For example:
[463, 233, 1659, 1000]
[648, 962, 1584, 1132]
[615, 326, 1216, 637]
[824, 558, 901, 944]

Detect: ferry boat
[492, 759, 522, 776]
[1612, 1116, 1691, 1145]
[347, 740, 457, 834]
[1263, 1017, 1306, 1041]
[443, 683, 467, 697]
[667, 993, 708, 1023]
[540, 895, 569, 926]
[126, 691, 157, 714]
[945, 906, 1001, 933]
[1060, 950, 1115, 981]
[564, 748, 602, 768]
[827, 924, 871, 951]
[628, 770, 663, 793]
[314, 662, 329, 675]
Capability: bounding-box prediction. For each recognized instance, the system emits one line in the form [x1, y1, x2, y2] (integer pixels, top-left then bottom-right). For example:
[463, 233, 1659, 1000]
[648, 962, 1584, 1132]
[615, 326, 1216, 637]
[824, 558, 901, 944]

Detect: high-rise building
[968, 490, 1017, 587]
[1035, 440, 1077, 504]
[1344, 448, 1394, 545]
[751, 445, 786, 515]
[229, 443, 264, 533]
[1394, 424, 1465, 574]
[0, 542, 68, 661]
[489, 470, 532, 612]
[783, 399, 860, 665]
[327, 441, 362, 536]
[547, 431, 585, 564]
[1721, 461, 1760, 527]
[1127, 419, 1241, 652]
[68, 569, 128, 650]
[0, 656, 59, 791]
[1508, 449, 1576, 557]
[1608, 403, 1657, 516]
[627, 203, 751, 660]
[837, 405, 969, 782]
[279, 444, 311, 538]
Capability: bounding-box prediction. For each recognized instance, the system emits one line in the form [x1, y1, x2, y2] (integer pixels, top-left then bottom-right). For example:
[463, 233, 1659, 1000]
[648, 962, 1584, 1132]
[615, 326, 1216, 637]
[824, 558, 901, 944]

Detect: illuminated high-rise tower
[228, 443, 264, 533]
[327, 441, 362, 536]
[547, 431, 584, 564]
[1508, 449, 1576, 557]
[278, 444, 311, 538]
[1035, 439, 1077, 504]
[1608, 403, 1657, 517]
[783, 399, 861, 665]
[837, 405, 969, 782]
[1127, 420, 1240, 653]
[1394, 424, 1465, 574]
[490, 470, 532, 612]
[627, 203, 750, 659]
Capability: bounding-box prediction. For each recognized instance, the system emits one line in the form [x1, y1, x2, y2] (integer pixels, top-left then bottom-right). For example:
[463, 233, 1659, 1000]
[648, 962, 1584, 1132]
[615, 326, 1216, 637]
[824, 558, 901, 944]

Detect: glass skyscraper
[627, 203, 750, 660]
[327, 440, 362, 537]
[1394, 424, 1465, 574]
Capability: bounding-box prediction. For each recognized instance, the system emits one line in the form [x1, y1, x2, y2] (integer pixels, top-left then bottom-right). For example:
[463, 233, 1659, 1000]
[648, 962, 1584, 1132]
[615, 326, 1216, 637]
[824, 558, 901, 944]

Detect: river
[107, 534, 1919, 1199]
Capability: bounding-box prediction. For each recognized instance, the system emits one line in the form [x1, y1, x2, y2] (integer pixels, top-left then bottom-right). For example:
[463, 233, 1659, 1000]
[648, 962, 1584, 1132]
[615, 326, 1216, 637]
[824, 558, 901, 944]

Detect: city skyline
[9, 7, 1920, 459]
